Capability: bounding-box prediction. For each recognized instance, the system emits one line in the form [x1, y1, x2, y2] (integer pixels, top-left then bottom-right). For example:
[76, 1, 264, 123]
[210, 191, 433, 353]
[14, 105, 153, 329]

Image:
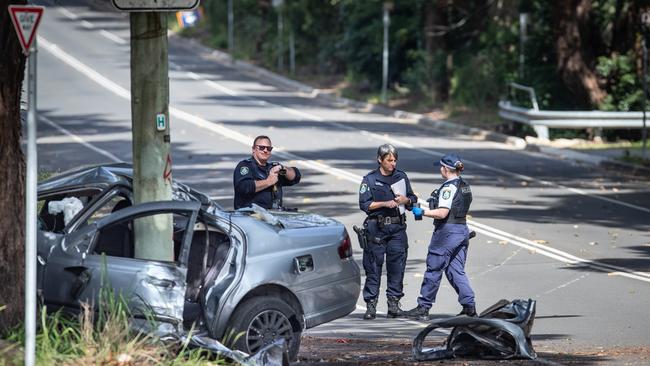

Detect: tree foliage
[198, 0, 648, 119]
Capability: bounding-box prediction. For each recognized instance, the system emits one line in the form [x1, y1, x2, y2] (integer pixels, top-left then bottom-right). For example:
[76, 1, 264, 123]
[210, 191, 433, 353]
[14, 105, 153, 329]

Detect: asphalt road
[30, 0, 650, 361]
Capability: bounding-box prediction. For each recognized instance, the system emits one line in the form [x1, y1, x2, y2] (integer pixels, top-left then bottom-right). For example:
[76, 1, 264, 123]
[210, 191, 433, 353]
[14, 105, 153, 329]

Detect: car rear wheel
[228, 296, 301, 361]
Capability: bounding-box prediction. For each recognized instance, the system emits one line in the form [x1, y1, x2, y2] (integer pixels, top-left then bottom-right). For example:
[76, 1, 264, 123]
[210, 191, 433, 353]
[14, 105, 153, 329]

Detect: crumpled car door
[54, 201, 199, 327]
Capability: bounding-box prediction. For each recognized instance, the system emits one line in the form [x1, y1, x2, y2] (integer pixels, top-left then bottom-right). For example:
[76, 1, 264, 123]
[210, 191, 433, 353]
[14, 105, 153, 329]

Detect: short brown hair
[253, 135, 271, 146]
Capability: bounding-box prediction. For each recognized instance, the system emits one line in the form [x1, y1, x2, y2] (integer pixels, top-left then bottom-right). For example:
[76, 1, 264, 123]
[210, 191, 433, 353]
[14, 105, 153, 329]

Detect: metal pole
[641, 35, 648, 161]
[277, 9, 284, 72]
[228, 0, 234, 57]
[24, 38, 38, 366]
[289, 30, 295, 74]
[381, 6, 389, 104]
[519, 13, 528, 80]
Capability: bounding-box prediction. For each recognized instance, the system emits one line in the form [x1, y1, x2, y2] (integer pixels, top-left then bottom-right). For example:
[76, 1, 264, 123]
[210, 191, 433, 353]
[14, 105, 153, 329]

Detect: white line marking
[354, 305, 449, 333]
[57, 7, 78, 20]
[39, 35, 650, 284]
[81, 20, 93, 29]
[99, 30, 127, 45]
[187, 70, 650, 214]
[40, 116, 123, 163]
[541, 274, 590, 296]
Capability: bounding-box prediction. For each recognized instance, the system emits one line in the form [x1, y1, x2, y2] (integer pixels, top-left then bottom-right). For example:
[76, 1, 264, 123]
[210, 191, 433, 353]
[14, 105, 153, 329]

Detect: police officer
[406, 153, 476, 320]
[233, 135, 301, 210]
[359, 144, 417, 320]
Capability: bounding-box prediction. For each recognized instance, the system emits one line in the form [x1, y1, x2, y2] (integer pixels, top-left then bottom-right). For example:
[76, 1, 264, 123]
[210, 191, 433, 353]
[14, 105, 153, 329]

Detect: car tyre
[228, 296, 301, 361]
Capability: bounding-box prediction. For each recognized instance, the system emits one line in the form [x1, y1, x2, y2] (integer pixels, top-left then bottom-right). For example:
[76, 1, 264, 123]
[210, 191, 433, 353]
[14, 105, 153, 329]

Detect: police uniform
[233, 157, 301, 209]
[359, 168, 417, 305]
[416, 175, 475, 311]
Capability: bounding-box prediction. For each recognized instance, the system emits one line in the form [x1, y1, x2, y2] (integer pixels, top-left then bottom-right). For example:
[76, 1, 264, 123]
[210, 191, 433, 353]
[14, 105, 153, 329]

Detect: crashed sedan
[36, 164, 361, 360]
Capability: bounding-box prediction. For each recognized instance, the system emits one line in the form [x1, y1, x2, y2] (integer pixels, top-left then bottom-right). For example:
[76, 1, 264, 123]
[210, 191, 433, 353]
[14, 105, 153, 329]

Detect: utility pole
[277, 6, 284, 72]
[381, 2, 392, 104]
[228, 0, 234, 57]
[519, 12, 528, 80]
[641, 10, 650, 161]
[130, 12, 173, 261]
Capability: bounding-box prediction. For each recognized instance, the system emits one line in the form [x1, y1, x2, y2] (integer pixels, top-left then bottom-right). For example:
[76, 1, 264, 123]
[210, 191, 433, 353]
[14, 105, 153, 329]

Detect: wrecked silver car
[36, 164, 361, 360]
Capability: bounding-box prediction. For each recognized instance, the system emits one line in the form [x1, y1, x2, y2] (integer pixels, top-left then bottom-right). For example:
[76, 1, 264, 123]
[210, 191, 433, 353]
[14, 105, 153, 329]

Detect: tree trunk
[424, 0, 450, 102]
[0, 0, 27, 334]
[552, 0, 606, 107]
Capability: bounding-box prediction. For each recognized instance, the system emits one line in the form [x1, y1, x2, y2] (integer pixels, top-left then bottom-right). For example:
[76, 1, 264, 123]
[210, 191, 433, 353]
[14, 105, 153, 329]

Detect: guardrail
[499, 83, 648, 140]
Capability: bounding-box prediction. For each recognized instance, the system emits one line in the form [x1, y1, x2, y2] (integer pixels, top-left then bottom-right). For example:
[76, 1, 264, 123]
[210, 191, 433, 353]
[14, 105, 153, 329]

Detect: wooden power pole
[130, 12, 173, 261]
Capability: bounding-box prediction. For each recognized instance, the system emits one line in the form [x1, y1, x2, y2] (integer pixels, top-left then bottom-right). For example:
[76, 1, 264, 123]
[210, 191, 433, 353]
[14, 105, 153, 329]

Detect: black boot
[386, 296, 406, 318]
[405, 304, 430, 321]
[363, 298, 378, 320]
[457, 305, 477, 317]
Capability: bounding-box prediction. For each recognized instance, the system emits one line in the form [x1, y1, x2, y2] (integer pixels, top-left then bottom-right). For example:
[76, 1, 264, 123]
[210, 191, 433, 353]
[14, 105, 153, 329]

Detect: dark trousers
[362, 223, 408, 302]
[417, 224, 475, 309]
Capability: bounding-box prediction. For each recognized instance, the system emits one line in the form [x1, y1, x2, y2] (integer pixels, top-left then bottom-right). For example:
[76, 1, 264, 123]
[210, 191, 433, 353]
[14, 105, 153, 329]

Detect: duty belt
[371, 214, 405, 226]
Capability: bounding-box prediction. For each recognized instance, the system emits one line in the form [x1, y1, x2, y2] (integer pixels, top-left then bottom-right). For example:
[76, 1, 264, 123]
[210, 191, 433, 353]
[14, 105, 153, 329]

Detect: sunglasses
[255, 145, 273, 152]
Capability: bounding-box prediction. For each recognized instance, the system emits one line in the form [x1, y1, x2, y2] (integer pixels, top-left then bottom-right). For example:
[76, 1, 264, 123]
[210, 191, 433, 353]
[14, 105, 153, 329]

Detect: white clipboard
[390, 179, 407, 214]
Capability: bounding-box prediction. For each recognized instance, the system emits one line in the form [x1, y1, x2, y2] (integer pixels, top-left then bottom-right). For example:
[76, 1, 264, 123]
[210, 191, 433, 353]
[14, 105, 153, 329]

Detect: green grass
[1, 283, 233, 365]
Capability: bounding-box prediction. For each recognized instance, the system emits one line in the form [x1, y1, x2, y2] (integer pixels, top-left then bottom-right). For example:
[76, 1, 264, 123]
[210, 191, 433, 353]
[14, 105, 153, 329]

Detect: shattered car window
[85, 195, 131, 226]
[38, 191, 98, 233]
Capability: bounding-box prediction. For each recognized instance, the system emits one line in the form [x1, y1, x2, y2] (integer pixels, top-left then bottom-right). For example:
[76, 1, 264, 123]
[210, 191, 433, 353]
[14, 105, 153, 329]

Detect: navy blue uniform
[233, 158, 301, 209]
[359, 168, 417, 302]
[417, 177, 475, 309]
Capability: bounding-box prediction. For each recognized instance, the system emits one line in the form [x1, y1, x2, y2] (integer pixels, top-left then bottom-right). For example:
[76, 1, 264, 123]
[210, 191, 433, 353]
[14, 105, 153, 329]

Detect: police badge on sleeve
[442, 188, 452, 200]
[240, 166, 249, 175]
[359, 183, 368, 194]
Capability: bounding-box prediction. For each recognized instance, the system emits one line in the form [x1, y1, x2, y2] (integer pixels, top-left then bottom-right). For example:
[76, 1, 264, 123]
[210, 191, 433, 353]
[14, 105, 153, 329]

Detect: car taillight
[338, 231, 353, 259]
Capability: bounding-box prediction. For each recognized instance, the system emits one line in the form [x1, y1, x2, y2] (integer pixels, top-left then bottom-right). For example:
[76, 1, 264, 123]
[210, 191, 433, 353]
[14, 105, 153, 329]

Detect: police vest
[434, 177, 472, 226]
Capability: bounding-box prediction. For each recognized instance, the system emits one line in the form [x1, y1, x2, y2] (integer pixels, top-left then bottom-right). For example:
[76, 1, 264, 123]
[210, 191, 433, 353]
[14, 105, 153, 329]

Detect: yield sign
[8, 5, 44, 55]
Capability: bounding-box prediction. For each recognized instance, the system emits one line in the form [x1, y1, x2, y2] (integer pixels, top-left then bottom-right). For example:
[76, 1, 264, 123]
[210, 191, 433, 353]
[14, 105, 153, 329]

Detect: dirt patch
[295, 336, 650, 366]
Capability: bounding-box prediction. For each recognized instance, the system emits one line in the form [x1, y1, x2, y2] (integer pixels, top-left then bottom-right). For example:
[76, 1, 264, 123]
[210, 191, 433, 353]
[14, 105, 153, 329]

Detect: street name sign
[8, 5, 44, 55]
[112, 0, 200, 12]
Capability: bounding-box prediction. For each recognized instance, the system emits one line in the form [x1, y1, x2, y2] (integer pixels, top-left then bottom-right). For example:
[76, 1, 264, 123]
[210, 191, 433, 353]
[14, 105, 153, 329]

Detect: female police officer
[358, 144, 417, 320]
[406, 153, 476, 320]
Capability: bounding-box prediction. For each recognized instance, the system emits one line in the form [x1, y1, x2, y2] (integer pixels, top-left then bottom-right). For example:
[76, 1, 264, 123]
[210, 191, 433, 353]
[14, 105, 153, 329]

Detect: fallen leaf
[498, 240, 508, 245]
[533, 239, 549, 244]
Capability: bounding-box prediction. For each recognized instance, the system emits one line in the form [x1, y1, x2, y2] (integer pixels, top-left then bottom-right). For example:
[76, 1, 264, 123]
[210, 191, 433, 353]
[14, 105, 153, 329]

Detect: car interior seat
[94, 199, 133, 258]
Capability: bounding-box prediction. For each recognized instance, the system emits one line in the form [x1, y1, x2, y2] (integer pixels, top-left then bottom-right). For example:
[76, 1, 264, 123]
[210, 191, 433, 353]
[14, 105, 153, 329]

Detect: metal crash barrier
[499, 83, 648, 140]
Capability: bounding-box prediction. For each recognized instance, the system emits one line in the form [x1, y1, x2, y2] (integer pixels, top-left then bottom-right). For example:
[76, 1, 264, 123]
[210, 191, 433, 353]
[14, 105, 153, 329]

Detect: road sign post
[8, 5, 44, 366]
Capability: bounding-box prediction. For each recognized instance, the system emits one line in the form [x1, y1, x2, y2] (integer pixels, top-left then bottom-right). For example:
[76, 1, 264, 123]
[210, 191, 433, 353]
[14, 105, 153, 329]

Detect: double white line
[39, 36, 650, 284]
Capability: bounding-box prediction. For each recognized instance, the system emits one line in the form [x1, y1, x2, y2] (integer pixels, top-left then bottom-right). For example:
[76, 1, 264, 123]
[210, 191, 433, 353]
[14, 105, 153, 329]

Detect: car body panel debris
[413, 299, 537, 361]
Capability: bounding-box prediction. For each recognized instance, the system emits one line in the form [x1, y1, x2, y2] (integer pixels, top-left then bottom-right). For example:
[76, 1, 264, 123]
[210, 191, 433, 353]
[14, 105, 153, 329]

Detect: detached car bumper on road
[36, 164, 361, 360]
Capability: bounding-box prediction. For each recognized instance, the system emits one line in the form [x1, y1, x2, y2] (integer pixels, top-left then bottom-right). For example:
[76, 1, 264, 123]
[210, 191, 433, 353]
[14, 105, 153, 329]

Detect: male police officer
[359, 144, 417, 320]
[233, 135, 301, 210]
[407, 153, 476, 320]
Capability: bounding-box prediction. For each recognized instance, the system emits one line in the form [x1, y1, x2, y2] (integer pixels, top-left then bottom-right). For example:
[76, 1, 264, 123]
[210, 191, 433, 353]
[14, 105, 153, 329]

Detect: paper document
[390, 179, 407, 214]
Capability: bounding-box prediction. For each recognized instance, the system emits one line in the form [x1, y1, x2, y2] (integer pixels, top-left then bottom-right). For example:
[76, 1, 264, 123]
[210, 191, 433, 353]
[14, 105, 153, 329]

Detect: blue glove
[412, 206, 424, 220]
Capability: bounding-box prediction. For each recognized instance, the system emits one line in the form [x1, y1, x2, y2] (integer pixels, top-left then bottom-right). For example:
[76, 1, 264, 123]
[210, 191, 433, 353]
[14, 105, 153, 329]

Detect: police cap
[434, 153, 464, 171]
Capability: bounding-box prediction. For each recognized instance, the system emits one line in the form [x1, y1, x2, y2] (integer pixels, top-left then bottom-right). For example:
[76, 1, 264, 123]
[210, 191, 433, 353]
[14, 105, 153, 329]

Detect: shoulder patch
[442, 188, 452, 200]
[360, 183, 368, 194]
[239, 166, 250, 175]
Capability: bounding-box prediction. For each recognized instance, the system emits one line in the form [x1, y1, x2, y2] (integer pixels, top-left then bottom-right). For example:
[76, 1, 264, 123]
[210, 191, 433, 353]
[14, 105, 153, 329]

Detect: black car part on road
[412, 298, 537, 361]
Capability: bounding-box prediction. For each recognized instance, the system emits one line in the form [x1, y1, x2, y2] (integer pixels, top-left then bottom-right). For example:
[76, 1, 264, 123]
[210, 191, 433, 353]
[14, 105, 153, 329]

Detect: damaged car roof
[38, 163, 220, 211]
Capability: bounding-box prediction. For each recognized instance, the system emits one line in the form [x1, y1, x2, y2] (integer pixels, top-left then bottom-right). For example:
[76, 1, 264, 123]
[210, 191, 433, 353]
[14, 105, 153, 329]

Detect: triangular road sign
[8, 5, 45, 55]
